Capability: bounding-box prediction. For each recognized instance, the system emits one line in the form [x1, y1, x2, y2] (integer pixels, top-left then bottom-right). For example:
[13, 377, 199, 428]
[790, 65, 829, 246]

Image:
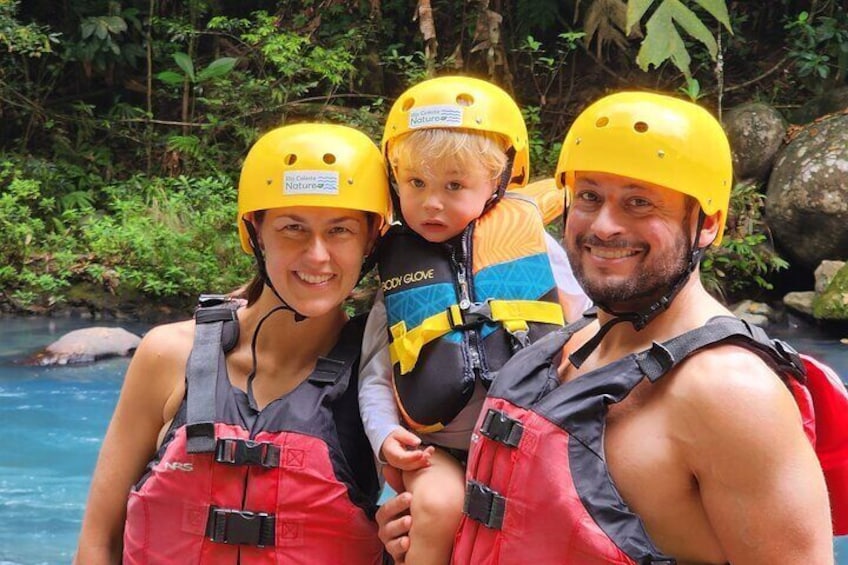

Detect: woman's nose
[304, 234, 331, 262]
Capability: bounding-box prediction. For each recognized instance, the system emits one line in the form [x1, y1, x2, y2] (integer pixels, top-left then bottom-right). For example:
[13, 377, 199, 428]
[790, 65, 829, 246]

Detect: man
[378, 92, 834, 564]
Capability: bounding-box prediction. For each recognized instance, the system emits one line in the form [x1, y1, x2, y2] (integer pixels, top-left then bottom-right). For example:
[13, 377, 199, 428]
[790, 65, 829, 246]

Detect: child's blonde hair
[388, 128, 509, 185]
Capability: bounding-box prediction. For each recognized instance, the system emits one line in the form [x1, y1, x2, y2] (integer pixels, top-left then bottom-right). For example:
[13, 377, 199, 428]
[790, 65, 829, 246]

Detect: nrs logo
[161, 461, 194, 472]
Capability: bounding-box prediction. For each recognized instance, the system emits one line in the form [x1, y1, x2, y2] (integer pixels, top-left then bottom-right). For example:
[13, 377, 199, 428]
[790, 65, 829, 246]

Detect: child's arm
[543, 231, 593, 322]
[359, 292, 406, 459]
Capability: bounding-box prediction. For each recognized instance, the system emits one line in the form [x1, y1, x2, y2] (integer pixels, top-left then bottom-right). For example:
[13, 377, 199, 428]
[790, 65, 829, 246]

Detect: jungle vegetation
[1, 0, 845, 316]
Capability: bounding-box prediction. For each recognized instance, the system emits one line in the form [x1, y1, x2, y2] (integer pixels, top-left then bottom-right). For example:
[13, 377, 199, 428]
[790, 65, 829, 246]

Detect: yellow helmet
[556, 92, 733, 245]
[382, 76, 529, 189]
[237, 123, 390, 253]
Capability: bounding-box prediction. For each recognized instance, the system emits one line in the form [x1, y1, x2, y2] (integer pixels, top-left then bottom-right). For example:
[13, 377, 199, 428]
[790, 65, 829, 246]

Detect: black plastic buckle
[448, 302, 492, 330]
[215, 438, 281, 468]
[479, 409, 524, 448]
[773, 339, 806, 379]
[463, 480, 506, 529]
[206, 507, 275, 547]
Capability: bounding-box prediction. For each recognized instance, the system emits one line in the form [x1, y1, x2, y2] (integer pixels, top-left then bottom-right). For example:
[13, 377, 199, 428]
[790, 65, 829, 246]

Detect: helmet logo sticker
[283, 171, 340, 195]
[408, 105, 464, 129]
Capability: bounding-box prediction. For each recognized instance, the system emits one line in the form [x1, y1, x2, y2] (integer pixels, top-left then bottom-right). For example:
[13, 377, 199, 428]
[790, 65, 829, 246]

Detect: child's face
[395, 158, 497, 242]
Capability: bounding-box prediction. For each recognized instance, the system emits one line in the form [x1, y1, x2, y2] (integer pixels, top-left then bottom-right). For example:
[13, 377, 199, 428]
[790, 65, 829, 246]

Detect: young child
[359, 76, 590, 564]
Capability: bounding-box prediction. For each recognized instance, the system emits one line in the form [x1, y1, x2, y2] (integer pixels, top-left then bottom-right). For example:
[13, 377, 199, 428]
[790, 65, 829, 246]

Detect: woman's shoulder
[134, 318, 197, 369]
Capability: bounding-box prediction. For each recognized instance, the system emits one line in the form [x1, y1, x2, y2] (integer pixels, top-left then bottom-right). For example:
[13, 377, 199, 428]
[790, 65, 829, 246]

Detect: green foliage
[627, 0, 732, 78]
[701, 182, 788, 299]
[82, 174, 251, 300]
[156, 52, 238, 86]
[0, 0, 60, 57]
[0, 159, 251, 310]
[785, 8, 848, 94]
[69, 6, 145, 71]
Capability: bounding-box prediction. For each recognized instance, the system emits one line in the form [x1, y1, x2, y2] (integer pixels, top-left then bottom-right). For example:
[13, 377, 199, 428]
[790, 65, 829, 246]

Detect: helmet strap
[243, 217, 307, 323]
[568, 210, 708, 369]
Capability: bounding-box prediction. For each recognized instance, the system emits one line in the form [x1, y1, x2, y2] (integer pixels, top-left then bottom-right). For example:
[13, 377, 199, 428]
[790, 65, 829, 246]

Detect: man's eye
[577, 191, 598, 202]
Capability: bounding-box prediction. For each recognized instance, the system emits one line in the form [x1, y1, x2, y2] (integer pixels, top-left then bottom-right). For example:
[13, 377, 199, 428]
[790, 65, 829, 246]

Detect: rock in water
[28, 327, 142, 366]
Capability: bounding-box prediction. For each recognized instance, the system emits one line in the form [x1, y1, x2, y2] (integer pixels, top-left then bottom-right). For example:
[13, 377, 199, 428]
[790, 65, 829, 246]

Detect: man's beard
[565, 230, 691, 312]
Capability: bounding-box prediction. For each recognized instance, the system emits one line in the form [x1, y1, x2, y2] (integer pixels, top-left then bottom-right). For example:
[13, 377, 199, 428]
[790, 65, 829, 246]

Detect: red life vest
[123, 297, 383, 564]
[454, 315, 847, 564]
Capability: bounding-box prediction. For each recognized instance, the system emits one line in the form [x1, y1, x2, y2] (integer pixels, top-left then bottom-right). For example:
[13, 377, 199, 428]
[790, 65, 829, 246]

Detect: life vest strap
[463, 480, 506, 530]
[389, 299, 565, 375]
[480, 408, 524, 448]
[214, 438, 281, 468]
[206, 506, 276, 547]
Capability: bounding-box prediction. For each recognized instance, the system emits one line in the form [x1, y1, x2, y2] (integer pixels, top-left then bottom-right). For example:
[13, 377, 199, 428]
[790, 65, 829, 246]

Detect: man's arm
[676, 345, 833, 564]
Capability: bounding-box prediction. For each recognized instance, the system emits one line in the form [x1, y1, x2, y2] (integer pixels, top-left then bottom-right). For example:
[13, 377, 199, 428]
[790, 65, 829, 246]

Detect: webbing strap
[636, 316, 805, 383]
[389, 299, 564, 375]
[186, 317, 226, 453]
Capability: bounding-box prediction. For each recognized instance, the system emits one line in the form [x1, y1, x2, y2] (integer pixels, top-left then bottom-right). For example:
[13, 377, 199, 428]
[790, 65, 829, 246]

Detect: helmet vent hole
[402, 97, 415, 111]
[284, 154, 297, 165]
[634, 121, 649, 133]
[456, 93, 474, 107]
[595, 117, 609, 127]
[323, 153, 336, 165]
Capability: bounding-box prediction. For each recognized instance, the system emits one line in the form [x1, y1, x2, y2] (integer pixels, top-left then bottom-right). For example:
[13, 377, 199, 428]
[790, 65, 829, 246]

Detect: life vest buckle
[480, 409, 524, 447]
[206, 506, 276, 547]
[463, 480, 506, 529]
[448, 302, 493, 330]
[215, 438, 281, 468]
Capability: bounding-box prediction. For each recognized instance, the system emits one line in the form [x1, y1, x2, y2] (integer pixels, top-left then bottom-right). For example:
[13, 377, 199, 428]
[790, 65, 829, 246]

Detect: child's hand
[380, 428, 434, 471]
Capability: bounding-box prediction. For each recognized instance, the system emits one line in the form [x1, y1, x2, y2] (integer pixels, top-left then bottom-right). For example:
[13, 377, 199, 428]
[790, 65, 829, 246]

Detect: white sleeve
[544, 231, 593, 322]
[358, 290, 404, 460]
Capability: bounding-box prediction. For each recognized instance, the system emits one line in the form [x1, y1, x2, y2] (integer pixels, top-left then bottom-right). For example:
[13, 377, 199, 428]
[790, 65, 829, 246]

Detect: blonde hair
[388, 128, 509, 183]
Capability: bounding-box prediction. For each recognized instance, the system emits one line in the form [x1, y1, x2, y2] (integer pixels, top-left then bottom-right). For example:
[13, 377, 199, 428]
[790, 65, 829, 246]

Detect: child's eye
[410, 178, 425, 189]
[446, 182, 462, 191]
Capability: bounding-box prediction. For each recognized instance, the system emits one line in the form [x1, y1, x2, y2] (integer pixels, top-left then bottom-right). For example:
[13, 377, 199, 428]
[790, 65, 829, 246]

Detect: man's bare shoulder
[663, 342, 801, 441]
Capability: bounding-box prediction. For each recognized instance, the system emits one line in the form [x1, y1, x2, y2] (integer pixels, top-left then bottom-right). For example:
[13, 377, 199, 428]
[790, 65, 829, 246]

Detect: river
[0, 315, 845, 564]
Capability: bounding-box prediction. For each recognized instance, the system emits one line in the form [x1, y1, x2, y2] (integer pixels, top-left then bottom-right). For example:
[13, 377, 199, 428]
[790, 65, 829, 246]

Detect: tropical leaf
[197, 57, 237, 82]
[626, 0, 732, 77]
[173, 52, 195, 82]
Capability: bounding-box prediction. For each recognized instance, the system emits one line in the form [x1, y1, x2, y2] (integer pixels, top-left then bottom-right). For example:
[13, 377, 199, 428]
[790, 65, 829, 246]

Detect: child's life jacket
[378, 194, 565, 433]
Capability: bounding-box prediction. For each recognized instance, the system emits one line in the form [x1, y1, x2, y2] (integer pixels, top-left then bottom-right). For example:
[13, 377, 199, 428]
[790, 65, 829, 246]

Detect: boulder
[723, 102, 787, 182]
[765, 113, 848, 269]
[783, 291, 816, 317]
[815, 260, 847, 294]
[25, 326, 141, 366]
[813, 263, 848, 321]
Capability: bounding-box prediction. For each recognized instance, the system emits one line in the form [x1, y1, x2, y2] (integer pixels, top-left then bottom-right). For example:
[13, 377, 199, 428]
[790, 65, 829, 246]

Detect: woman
[75, 123, 390, 564]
